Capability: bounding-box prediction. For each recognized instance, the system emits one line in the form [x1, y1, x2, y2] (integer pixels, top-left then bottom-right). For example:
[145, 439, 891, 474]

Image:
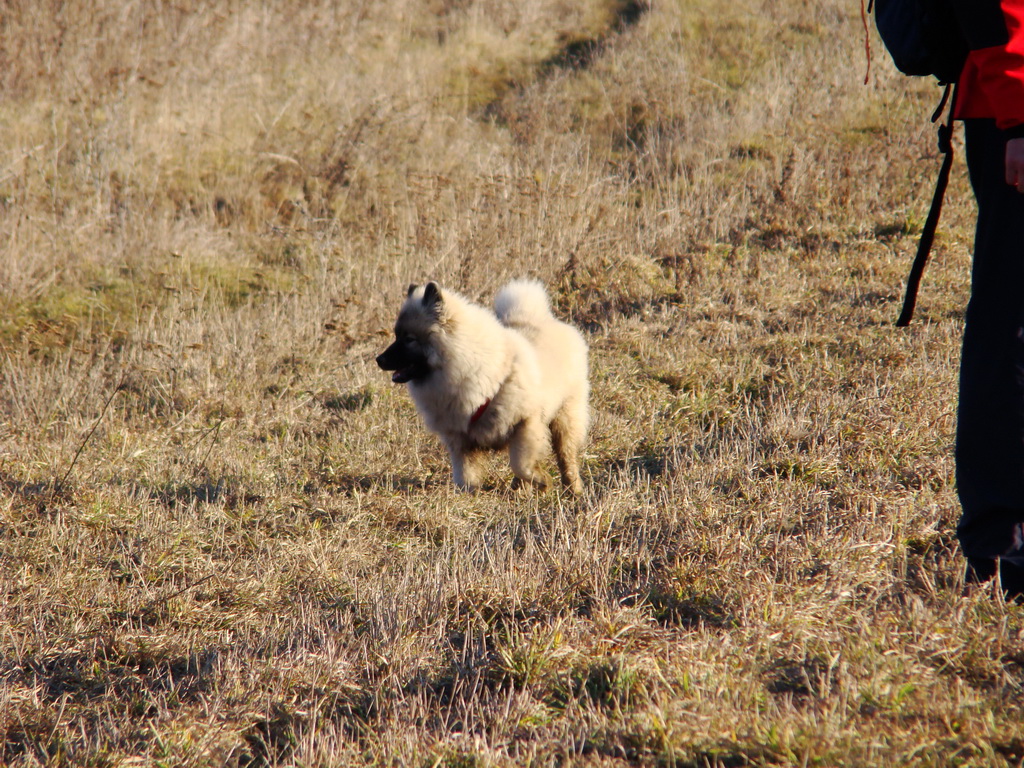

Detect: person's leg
[956, 118, 1024, 597]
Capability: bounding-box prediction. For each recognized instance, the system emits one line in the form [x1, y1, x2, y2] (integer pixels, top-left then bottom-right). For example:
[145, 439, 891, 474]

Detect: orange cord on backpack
[861, 0, 873, 85]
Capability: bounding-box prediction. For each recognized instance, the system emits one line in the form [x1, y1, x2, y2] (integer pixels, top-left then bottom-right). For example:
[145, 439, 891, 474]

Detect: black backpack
[872, 0, 968, 325]
[874, 0, 967, 83]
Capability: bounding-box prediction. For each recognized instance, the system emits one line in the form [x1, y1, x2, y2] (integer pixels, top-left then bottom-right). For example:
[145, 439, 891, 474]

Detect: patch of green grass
[165, 254, 296, 308]
[0, 273, 143, 352]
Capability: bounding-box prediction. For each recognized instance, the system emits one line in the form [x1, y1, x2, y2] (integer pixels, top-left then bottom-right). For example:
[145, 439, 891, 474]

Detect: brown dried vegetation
[2, 0, 1021, 766]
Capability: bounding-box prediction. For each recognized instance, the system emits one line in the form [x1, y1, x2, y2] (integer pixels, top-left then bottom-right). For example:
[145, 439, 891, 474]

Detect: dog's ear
[407, 284, 418, 298]
[422, 282, 442, 310]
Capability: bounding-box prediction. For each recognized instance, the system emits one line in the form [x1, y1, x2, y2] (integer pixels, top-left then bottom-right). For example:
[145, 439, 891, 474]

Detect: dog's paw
[563, 478, 583, 496]
[511, 472, 550, 494]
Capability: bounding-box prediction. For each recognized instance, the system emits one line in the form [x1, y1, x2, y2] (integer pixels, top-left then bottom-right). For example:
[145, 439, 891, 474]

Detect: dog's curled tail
[494, 279, 554, 329]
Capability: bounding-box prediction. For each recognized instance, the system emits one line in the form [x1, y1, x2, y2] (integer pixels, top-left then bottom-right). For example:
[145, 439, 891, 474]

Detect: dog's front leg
[446, 439, 485, 491]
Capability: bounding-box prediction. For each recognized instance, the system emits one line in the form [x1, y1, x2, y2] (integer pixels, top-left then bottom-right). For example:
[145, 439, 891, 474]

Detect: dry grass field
[2, 0, 1023, 765]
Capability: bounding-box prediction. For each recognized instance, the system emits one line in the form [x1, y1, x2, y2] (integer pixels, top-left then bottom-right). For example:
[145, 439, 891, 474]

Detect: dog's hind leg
[550, 397, 587, 494]
[508, 418, 551, 491]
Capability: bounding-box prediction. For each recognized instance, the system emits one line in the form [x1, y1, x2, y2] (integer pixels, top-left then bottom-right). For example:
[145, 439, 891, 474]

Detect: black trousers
[956, 118, 1024, 560]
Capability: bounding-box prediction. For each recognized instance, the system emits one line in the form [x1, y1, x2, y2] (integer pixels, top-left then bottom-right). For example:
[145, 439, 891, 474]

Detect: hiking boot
[965, 556, 998, 585]
[1000, 558, 1024, 603]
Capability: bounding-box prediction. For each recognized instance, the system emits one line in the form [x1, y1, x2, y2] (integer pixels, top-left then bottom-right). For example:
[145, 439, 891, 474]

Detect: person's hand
[1007, 137, 1024, 193]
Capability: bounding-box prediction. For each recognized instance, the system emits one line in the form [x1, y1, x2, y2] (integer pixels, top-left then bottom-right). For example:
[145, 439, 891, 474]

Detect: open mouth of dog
[376, 345, 430, 384]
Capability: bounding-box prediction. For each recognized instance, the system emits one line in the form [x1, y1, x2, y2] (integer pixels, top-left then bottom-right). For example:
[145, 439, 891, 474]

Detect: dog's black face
[376, 332, 432, 383]
[377, 283, 443, 384]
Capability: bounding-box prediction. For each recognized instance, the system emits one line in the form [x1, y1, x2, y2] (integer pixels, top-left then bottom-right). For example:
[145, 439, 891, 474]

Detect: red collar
[469, 399, 491, 427]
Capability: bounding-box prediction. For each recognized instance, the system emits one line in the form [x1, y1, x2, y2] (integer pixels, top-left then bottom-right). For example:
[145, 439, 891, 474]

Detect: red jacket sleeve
[958, 0, 1024, 132]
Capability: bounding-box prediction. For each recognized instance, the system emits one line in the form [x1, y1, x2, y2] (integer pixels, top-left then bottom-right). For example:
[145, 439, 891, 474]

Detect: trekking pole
[896, 83, 957, 327]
